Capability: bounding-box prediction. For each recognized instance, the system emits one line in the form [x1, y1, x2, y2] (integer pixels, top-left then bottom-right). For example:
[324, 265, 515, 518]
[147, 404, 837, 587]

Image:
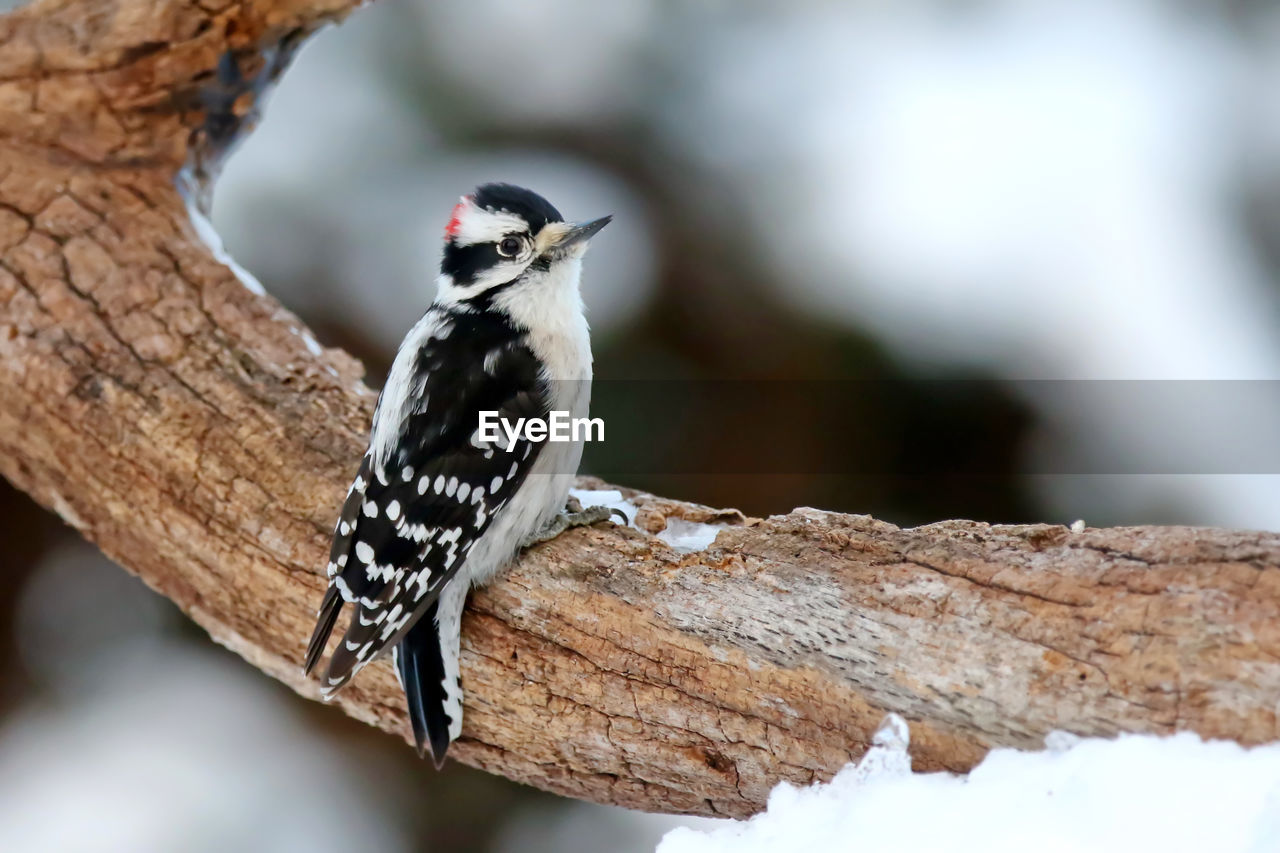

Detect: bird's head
[436, 183, 610, 306]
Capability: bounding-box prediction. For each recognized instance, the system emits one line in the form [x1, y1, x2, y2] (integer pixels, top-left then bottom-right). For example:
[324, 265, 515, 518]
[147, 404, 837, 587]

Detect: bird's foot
[524, 496, 628, 547]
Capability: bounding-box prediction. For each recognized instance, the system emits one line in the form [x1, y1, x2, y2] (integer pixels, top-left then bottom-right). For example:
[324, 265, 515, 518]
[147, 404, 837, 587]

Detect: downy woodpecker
[304, 183, 614, 766]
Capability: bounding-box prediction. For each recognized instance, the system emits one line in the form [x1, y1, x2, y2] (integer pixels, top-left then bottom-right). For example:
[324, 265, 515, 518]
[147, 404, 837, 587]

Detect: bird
[303, 183, 617, 767]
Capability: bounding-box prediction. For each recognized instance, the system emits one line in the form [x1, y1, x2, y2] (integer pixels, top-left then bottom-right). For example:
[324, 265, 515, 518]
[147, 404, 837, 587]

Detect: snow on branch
[659, 715, 1280, 851]
[0, 0, 1278, 819]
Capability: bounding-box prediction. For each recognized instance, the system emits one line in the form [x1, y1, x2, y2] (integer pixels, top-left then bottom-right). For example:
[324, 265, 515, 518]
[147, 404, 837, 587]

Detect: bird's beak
[550, 216, 612, 253]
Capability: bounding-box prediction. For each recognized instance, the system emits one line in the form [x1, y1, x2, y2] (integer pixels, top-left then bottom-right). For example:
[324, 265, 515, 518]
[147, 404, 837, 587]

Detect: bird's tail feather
[304, 586, 343, 676]
[395, 601, 454, 768]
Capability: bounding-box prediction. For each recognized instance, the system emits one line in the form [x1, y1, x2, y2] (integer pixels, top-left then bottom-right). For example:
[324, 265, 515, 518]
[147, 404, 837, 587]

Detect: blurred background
[4, 0, 1280, 849]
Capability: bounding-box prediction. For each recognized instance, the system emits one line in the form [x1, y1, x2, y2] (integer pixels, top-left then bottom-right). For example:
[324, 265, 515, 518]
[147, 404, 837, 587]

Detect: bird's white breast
[465, 256, 593, 585]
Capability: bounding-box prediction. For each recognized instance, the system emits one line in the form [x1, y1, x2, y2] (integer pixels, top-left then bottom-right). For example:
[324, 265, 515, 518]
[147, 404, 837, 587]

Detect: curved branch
[1, 0, 1278, 819]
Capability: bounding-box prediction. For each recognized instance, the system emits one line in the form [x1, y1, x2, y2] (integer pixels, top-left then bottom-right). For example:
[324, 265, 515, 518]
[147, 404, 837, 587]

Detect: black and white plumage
[304, 183, 609, 766]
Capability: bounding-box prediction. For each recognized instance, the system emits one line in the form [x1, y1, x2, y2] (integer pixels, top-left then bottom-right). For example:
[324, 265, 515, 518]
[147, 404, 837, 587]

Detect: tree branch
[1, 0, 1278, 819]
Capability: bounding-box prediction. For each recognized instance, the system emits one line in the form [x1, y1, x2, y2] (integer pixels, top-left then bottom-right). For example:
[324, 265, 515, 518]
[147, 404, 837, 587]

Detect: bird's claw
[523, 500, 627, 547]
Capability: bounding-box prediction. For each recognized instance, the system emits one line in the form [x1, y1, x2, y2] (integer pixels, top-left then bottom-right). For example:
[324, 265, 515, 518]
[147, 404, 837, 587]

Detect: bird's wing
[304, 308, 550, 694]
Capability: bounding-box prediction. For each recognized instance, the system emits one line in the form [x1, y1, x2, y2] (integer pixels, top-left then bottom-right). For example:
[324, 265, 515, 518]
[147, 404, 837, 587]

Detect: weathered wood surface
[1, 0, 1278, 819]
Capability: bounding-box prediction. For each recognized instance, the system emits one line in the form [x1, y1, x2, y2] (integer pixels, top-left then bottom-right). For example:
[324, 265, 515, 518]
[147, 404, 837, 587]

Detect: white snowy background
[2, 0, 1280, 850]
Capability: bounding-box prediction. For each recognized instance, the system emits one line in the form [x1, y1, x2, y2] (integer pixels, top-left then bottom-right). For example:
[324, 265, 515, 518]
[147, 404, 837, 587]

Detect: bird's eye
[497, 236, 523, 258]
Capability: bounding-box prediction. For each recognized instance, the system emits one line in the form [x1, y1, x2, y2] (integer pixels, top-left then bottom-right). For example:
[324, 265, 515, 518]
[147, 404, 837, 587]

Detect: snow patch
[298, 328, 324, 356]
[176, 173, 268, 298]
[177, 170, 339, 363]
[655, 518, 726, 553]
[659, 717, 1280, 853]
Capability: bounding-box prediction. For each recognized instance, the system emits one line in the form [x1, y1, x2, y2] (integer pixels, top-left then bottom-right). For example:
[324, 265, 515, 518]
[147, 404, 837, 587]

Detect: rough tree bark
[1, 0, 1278, 820]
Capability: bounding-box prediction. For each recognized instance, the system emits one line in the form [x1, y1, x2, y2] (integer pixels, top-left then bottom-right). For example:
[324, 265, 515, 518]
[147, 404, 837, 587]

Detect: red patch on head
[444, 196, 471, 242]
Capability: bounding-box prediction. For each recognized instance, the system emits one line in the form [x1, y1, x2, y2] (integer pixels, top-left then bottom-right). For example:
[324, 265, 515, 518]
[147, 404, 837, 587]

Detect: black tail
[395, 601, 454, 768]
[304, 586, 343, 676]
